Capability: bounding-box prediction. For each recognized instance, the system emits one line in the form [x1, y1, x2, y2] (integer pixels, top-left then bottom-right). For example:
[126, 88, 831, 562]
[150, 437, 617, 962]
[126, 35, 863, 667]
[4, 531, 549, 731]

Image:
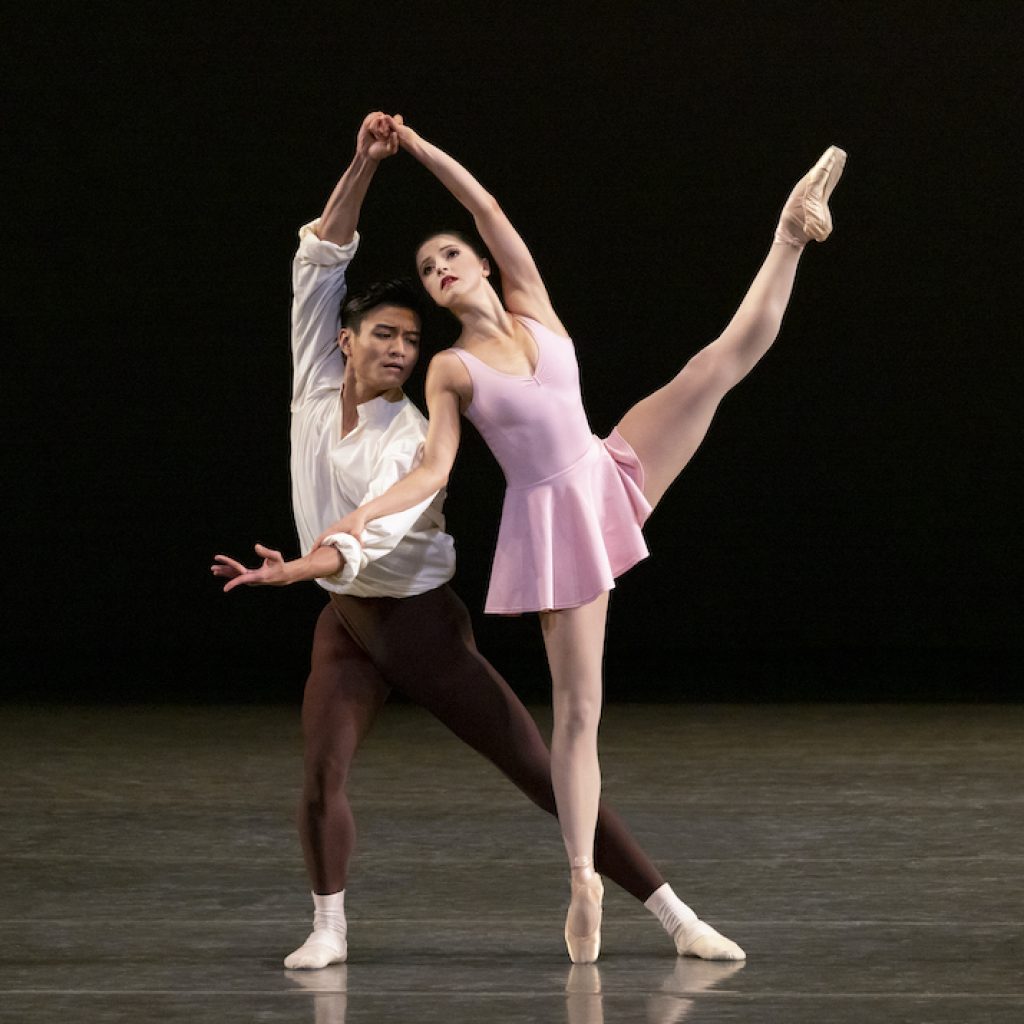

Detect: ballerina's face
[416, 234, 490, 308]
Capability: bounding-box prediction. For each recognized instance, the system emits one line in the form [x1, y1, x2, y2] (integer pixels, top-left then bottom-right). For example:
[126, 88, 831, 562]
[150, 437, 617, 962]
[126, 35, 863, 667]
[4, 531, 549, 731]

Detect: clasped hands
[357, 110, 416, 162]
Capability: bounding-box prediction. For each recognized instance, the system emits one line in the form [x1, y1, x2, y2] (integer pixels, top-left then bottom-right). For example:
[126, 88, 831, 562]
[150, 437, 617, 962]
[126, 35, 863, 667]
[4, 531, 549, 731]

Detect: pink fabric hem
[603, 427, 652, 523]
[485, 550, 649, 615]
[482, 431, 652, 615]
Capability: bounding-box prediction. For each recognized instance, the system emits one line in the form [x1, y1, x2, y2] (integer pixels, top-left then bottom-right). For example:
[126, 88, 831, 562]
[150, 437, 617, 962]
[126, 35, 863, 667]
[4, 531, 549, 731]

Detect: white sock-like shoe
[284, 890, 348, 969]
[644, 884, 746, 961]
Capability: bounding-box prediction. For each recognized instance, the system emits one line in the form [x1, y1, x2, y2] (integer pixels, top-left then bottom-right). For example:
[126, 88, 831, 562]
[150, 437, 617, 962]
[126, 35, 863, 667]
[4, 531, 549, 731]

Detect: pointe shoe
[565, 874, 604, 964]
[674, 921, 746, 961]
[802, 145, 847, 241]
[775, 145, 848, 247]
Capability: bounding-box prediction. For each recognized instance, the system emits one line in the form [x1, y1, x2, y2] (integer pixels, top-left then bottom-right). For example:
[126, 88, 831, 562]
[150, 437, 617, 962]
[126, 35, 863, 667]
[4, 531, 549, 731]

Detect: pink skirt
[483, 429, 652, 614]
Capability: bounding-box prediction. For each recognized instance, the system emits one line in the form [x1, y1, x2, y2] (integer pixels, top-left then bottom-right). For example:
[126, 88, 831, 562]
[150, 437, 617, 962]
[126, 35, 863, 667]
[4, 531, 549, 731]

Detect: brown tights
[297, 584, 664, 902]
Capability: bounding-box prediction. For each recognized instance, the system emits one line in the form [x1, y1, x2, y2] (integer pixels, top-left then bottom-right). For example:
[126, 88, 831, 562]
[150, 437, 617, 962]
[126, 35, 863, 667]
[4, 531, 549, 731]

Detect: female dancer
[316, 115, 846, 962]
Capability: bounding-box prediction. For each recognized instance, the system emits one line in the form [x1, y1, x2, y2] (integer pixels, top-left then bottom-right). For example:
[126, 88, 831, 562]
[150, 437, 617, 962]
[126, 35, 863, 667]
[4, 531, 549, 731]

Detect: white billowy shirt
[290, 219, 455, 596]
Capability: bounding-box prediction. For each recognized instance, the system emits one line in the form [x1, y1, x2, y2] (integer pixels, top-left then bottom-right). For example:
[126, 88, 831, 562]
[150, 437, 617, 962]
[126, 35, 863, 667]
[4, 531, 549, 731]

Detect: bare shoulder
[429, 347, 468, 381]
[427, 349, 473, 407]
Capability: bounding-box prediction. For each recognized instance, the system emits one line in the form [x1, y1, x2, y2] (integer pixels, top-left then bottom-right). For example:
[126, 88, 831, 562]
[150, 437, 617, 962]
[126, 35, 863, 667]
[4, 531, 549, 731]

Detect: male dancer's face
[339, 305, 421, 396]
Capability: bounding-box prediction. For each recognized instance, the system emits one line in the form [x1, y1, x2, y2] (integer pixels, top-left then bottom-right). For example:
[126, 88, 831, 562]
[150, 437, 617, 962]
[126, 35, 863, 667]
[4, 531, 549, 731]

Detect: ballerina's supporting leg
[357, 585, 666, 905]
[540, 591, 610, 963]
[616, 146, 846, 510]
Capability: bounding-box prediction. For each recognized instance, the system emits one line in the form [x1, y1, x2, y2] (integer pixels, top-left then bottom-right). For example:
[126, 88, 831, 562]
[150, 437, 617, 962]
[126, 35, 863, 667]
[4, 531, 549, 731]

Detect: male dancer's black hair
[341, 278, 425, 332]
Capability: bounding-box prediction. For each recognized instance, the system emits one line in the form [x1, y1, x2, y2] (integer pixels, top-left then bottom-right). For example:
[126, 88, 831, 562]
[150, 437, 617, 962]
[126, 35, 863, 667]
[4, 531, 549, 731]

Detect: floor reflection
[565, 964, 604, 1024]
[286, 964, 347, 1024]
[644, 958, 746, 1023]
[282, 956, 745, 1024]
[566, 958, 745, 1024]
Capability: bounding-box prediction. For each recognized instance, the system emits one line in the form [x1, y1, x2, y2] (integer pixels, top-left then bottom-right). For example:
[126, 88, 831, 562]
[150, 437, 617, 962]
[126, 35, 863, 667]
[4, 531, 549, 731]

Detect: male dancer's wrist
[307, 542, 350, 582]
[290, 547, 345, 584]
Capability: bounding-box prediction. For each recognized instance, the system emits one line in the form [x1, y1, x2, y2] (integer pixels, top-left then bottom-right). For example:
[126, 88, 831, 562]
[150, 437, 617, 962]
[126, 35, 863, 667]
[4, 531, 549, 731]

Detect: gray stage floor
[1, 702, 1022, 1022]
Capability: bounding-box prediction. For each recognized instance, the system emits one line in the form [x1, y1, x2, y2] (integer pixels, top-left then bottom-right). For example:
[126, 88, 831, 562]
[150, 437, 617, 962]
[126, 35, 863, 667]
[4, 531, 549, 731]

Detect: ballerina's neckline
[453, 316, 544, 380]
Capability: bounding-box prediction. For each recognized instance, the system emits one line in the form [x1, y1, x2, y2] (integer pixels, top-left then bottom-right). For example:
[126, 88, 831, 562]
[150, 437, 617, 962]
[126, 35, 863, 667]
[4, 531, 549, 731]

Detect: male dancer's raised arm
[290, 111, 395, 415]
[317, 116, 396, 245]
[214, 112, 421, 589]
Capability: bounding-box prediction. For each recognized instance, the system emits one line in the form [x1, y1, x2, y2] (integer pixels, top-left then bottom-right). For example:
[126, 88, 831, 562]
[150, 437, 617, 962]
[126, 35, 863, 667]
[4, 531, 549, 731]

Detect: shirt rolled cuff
[319, 532, 363, 586]
[297, 219, 360, 265]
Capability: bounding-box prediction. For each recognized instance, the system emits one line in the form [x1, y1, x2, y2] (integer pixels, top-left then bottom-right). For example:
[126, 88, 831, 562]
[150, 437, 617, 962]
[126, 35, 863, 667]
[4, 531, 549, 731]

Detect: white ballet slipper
[283, 929, 348, 969]
[674, 920, 746, 961]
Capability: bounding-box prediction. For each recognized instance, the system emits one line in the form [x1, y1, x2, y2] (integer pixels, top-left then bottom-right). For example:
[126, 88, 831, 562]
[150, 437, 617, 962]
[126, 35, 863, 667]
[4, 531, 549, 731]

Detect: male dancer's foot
[284, 891, 348, 969]
[674, 921, 746, 960]
[645, 884, 746, 961]
[775, 145, 848, 248]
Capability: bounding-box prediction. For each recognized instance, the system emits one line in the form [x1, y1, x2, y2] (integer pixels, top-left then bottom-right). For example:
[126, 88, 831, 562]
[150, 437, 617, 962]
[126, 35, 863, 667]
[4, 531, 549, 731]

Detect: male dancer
[212, 112, 744, 967]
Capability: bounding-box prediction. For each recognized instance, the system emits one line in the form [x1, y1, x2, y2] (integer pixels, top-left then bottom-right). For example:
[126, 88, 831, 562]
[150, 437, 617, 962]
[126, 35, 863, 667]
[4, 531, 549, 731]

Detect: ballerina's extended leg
[615, 144, 848, 510]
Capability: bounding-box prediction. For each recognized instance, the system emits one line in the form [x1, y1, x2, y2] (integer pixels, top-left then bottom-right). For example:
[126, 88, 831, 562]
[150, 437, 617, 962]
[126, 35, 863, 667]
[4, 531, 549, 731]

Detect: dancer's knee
[672, 347, 735, 401]
[301, 740, 354, 813]
[553, 691, 602, 744]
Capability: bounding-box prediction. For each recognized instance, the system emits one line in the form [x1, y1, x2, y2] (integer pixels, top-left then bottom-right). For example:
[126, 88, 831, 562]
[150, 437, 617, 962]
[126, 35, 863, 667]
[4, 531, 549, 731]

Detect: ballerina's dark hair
[340, 278, 426, 332]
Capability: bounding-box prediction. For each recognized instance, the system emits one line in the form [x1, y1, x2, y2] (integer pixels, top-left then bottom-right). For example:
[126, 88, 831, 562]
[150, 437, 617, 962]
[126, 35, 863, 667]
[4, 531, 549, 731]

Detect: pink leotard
[451, 315, 651, 614]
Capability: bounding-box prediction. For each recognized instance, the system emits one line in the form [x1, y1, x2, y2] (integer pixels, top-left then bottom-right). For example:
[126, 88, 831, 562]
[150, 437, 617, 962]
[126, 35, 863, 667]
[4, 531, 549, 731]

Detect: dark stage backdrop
[4, 2, 1021, 702]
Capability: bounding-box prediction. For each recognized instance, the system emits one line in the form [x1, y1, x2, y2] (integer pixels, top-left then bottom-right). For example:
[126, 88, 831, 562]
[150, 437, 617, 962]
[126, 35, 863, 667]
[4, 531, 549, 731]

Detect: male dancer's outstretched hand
[211, 544, 343, 592]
